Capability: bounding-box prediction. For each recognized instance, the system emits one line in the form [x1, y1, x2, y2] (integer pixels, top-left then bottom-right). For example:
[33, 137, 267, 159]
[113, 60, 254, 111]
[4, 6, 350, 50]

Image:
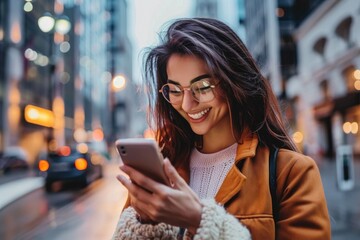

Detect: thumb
[163, 158, 187, 189]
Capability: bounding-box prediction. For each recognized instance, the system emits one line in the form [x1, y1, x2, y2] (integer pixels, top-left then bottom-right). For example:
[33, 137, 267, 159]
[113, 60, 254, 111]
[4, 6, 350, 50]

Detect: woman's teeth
[188, 108, 210, 120]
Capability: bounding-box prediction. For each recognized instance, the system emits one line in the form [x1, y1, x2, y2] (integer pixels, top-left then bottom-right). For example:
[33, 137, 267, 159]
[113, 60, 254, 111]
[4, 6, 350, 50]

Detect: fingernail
[117, 175, 125, 183]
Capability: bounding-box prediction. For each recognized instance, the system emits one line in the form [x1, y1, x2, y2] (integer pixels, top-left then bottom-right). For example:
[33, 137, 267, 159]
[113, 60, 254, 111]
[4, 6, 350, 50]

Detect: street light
[37, 13, 55, 33]
[112, 74, 127, 92]
[109, 74, 127, 142]
[38, 13, 71, 35]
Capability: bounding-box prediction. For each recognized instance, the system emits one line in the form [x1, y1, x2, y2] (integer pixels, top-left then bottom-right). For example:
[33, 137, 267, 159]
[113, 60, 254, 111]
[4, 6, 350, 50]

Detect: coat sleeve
[187, 199, 251, 240]
[112, 200, 251, 240]
[276, 151, 331, 239]
[111, 207, 180, 240]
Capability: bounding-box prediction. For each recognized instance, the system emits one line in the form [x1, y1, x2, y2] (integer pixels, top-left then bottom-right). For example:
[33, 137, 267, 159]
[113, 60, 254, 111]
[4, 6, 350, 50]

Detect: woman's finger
[163, 158, 187, 189]
[120, 164, 166, 193]
[116, 174, 152, 200]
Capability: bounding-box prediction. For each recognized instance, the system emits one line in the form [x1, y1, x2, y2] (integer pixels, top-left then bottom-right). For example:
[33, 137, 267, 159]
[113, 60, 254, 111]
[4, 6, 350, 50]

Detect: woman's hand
[116, 158, 202, 232]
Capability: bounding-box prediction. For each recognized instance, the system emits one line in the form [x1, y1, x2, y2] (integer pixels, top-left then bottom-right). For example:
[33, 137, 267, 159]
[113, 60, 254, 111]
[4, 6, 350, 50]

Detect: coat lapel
[177, 134, 259, 206]
[215, 135, 258, 205]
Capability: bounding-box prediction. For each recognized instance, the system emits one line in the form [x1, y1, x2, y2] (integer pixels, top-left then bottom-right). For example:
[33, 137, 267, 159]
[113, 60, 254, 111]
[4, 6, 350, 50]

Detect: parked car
[0, 147, 29, 174]
[39, 146, 104, 191]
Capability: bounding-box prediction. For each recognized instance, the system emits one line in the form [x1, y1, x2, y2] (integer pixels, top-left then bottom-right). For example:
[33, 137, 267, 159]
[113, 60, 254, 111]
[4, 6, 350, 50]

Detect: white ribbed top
[189, 143, 237, 199]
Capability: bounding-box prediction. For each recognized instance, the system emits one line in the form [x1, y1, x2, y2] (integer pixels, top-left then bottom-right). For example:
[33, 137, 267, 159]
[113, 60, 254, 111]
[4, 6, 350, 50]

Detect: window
[335, 16, 353, 46]
[313, 36, 327, 57]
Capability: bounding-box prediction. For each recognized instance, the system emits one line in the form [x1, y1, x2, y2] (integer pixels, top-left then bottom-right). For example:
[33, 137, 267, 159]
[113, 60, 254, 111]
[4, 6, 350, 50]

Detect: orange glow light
[77, 143, 88, 153]
[292, 131, 304, 144]
[39, 160, 50, 172]
[24, 105, 55, 128]
[350, 122, 358, 134]
[355, 80, 360, 90]
[354, 69, 360, 80]
[93, 128, 104, 141]
[144, 128, 156, 139]
[75, 158, 87, 170]
[10, 21, 21, 43]
[343, 122, 352, 134]
[59, 146, 71, 156]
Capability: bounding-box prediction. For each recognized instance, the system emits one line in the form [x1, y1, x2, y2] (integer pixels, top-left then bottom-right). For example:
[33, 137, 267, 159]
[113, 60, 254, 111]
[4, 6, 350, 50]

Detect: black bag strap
[269, 147, 279, 221]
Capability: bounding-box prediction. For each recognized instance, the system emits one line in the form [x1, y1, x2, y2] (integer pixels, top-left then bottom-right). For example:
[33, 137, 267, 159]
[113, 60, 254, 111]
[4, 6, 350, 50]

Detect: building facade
[244, 0, 282, 95]
[288, 0, 360, 156]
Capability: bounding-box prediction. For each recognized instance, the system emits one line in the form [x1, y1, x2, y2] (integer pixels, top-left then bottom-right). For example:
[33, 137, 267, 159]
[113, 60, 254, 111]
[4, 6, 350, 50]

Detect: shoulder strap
[269, 147, 279, 221]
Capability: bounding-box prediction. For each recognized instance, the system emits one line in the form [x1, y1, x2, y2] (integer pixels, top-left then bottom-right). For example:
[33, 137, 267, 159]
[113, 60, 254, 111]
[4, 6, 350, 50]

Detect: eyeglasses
[159, 74, 217, 104]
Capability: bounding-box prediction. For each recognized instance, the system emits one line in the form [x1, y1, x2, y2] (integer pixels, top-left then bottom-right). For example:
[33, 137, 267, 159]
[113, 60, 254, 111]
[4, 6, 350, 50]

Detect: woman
[112, 18, 330, 239]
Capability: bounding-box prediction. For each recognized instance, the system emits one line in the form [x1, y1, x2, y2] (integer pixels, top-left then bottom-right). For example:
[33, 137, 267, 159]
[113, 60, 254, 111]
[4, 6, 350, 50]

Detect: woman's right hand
[116, 158, 202, 232]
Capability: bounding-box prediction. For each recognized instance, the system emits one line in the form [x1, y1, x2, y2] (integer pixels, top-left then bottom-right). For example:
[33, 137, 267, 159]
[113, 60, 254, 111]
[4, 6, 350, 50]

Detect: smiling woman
[112, 18, 331, 240]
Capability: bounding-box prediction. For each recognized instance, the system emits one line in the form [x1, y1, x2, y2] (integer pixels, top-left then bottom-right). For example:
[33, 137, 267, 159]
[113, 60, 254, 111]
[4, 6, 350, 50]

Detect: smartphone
[115, 138, 169, 185]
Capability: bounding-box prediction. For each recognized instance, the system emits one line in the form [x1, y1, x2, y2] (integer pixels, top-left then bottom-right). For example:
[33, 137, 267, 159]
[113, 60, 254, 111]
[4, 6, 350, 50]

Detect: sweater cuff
[188, 199, 251, 240]
[112, 207, 179, 240]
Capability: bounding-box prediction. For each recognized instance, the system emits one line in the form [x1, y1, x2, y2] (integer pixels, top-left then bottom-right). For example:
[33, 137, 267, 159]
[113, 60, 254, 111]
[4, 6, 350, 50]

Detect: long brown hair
[143, 18, 297, 168]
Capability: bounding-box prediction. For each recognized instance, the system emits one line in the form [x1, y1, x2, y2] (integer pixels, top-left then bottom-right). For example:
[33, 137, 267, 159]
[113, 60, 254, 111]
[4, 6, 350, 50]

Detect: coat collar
[177, 133, 259, 205]
[215, 134, 258, 204]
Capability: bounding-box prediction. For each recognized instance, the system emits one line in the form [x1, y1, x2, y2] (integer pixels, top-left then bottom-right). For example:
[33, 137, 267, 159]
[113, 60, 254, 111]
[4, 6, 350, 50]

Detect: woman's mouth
[187, 108, 210, 120]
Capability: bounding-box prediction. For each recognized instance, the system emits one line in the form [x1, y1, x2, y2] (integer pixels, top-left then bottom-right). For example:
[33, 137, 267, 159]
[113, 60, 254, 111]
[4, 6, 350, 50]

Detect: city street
[0, 163, 128, 240]
[0, 0, 359, 239]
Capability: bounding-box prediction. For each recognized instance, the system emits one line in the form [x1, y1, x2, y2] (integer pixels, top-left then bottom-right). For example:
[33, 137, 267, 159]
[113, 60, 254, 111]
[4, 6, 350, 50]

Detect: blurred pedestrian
[112, 18, 330, 239]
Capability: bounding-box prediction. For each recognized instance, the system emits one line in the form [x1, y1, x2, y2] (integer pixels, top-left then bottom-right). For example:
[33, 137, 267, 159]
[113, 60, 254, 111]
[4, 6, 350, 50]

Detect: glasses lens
[162, 84, 183, 104]
[191, 79, 214, 103]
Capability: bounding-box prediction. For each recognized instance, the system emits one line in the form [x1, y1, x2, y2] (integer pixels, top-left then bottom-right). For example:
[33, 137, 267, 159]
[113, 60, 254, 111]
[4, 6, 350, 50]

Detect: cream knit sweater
[112, 199, 251, 240]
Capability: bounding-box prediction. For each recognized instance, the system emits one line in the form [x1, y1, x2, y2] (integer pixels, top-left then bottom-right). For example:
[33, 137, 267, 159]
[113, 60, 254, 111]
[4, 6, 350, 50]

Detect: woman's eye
[169, 90, 182, 95]
[193, 80, 212, 93]
[195, 86, 210, 92]
[169, 86, 182, 95]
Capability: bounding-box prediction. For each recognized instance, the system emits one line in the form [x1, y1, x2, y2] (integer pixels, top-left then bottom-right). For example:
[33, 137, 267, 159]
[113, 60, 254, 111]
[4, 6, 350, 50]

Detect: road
[0, 163, 128, 240]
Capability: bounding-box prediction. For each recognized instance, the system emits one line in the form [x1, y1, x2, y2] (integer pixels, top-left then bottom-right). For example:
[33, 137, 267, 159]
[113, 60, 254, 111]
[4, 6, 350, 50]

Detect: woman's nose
[181, 89, 197, 111]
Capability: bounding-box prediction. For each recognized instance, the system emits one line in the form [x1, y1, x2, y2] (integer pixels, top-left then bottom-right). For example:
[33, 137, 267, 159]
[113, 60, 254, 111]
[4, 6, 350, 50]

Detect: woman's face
[165, 54, 231, 138]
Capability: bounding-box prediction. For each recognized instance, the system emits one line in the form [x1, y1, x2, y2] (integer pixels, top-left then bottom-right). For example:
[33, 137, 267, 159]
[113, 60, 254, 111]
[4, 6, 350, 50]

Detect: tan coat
[178, 134, 331, 239]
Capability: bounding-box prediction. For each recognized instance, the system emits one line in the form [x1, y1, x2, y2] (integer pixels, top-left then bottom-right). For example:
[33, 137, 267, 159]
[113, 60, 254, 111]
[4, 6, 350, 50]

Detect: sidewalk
[0, 177, 43, 210]
[0, 171, 44, 211]
[317, 157, 360, 239]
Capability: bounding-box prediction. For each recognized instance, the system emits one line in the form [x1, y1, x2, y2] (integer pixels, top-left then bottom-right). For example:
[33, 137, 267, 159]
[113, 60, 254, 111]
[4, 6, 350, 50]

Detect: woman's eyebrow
[167, 74, 211, 85]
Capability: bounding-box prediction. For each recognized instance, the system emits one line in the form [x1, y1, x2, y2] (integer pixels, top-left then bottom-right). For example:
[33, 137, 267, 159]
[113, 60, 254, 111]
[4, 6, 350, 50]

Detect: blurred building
[287, 0, 360, 156]
[107, 0, 144, 142]
[194, 0, 217, 17]
[194, 0, 246, 40]
[0, 0, 135, 165]
[244, 0, 282, 95]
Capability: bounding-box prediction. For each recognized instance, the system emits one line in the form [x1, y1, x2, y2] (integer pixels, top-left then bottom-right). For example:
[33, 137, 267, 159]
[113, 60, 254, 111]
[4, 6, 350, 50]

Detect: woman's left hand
[117, 158, 202, 232]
